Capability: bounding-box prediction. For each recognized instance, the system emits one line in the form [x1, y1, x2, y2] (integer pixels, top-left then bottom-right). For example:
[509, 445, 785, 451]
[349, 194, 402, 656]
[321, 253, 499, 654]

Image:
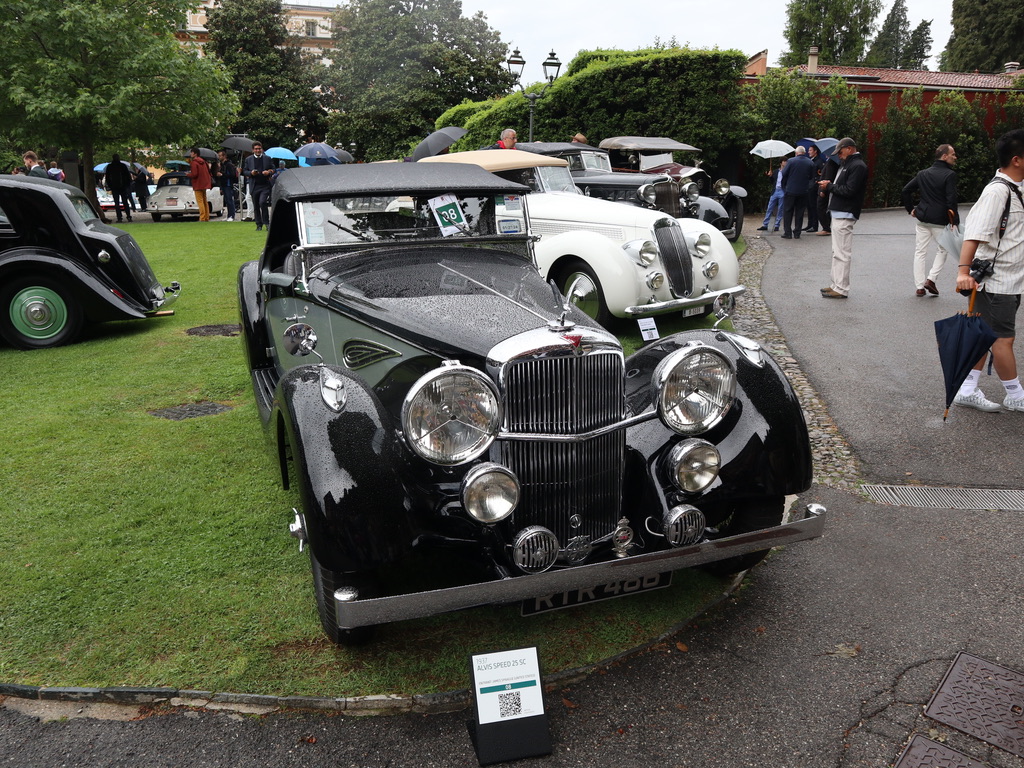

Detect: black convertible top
[272, 162, 529, 202]
[517, 142, 605, 155]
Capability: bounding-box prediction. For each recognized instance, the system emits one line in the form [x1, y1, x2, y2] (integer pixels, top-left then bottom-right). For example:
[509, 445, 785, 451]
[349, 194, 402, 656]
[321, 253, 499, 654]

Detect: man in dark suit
[780, 146, 814, 239]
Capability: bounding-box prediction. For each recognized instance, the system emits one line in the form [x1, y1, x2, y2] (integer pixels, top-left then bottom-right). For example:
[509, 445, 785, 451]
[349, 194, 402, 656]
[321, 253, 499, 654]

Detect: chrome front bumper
[624, 284, 746, 318]
[334, 502, 825, 629]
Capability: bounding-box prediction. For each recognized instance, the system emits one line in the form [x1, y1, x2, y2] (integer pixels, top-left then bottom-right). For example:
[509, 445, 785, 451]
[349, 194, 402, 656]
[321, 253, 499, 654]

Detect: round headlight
[461, 463, 520, 523]
[693, 232, 712, 258]
[653, 344, 736, 434]
[624, 239, 659, 267]
[668, 439, 721, 493]
[680, 181, 700, 204]
[713, 178, 731, 196]
[638, 184, 658, 205]
[402, 365, 501, 465]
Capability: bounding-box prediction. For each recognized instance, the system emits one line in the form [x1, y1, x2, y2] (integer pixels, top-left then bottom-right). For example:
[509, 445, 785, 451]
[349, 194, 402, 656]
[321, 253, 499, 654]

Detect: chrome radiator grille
[499, 352, 625, 543]
[655, 222, 694, 298]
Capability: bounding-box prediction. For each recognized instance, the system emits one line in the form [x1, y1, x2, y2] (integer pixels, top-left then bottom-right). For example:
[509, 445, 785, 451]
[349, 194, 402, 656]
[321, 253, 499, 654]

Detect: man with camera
[953, 129, 1024, 412]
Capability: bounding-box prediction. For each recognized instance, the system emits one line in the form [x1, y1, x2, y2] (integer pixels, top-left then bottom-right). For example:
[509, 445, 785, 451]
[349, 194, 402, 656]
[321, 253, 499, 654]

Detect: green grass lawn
[0, 221, 733, 698]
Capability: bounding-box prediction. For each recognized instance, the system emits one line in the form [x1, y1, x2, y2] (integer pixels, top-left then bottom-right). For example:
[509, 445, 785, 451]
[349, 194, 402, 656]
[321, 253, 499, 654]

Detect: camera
[969, 258, 994, 282]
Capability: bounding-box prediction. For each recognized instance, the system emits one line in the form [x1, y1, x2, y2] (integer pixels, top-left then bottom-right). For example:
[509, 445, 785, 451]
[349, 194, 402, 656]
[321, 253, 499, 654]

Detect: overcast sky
[290, 0, 953, 76]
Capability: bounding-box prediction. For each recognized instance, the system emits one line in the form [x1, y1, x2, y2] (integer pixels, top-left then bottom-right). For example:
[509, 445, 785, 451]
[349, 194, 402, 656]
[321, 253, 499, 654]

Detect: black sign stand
[467, 647, 552, 766]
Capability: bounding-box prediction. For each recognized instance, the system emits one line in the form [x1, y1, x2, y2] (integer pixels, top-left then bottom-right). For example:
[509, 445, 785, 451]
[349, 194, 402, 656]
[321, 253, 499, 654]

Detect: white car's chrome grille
[655, 222, 694, 297]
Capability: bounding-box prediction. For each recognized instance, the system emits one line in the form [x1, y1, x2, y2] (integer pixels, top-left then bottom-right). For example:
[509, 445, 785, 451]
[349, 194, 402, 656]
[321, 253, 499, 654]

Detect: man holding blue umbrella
[952, 129, 1024, 412]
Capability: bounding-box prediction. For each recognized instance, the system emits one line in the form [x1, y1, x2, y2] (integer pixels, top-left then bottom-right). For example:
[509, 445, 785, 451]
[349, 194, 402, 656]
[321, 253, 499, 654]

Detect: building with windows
[176, 1, 336, 61]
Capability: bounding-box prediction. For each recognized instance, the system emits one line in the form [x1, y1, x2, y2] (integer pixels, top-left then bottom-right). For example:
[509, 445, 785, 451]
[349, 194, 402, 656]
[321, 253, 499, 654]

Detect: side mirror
[282, 323, 319, 357]
[712, 293, 735, 329]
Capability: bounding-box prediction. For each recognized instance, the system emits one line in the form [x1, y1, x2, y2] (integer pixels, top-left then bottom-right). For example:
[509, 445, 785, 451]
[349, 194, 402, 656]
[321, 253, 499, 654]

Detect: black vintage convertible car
[237, 162, 825, 643]
[0, 175, 179, 349]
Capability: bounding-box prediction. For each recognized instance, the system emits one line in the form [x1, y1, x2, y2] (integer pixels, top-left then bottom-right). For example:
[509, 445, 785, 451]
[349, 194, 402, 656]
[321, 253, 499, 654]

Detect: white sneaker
[226, 217, 235, 222]
[953, 391, 1002, 412]
[1003, 394, 1024, 411]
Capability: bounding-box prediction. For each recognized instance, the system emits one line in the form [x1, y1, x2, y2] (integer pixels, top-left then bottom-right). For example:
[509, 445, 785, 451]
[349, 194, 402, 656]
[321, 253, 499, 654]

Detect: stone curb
[0, 233, 848, 719]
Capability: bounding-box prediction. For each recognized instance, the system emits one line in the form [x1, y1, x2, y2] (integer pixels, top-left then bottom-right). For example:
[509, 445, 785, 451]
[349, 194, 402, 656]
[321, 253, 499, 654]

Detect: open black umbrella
[411, 126, 468, 161]
[935, 290, 997, 420]
[221, 136, 254, 153]
[186, 147, 217, 162]
[294, 142, 338, 162]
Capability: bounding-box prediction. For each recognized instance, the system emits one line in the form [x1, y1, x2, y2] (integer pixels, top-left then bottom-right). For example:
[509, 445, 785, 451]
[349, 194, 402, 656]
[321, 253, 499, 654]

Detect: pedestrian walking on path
[818, 137, 868, 298]
[902, 144, 959, 297]
[952, 129, 1024, 413]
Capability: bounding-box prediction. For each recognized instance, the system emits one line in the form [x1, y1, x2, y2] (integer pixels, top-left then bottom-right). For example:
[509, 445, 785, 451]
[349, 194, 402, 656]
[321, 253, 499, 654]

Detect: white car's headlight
[654, 344, 736, 434]
[693, 232, 712, 258]
[680, 181, 700, 204]
[623, 239, 659, 267]
[713, 178, 731, 196]
[402, 364, 502, 465]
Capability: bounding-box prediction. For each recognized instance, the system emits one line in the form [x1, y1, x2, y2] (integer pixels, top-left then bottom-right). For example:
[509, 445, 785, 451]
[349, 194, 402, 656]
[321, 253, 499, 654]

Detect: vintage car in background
[148, 172, 224, 221]
[600, 137, 747, 242]
[422, 149, 742, 327]
[0, 176, 179, 349]
[518, 141, 735, 241]
[236, 162, 825, 643]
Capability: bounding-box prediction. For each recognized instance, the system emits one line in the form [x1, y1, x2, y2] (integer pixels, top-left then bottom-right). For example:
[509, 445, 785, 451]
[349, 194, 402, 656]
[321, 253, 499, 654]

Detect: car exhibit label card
[429, 193, 467, 236]
[638, 316, 660, 341]
[471, 647, 544, 725]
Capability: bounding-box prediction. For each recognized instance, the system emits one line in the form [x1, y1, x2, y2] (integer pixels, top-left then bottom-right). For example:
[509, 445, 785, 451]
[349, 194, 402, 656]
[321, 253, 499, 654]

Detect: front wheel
[726, 197, 744, 242]
[701, 497, 784, 575]
[0, 276, 84, 349]
[556, 259, 611, 327]
[151, 213, 162, 222]
[310, 550, 376, 646]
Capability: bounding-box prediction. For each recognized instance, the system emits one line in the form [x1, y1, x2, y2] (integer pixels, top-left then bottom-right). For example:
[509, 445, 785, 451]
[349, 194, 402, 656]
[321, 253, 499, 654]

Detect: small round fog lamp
[668, 439, 721, 493]
[461, 463, 520, 523]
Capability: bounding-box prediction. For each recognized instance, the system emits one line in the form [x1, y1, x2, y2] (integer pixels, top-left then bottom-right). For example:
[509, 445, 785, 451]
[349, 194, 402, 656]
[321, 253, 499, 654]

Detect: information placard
[637, 316, 660, 341]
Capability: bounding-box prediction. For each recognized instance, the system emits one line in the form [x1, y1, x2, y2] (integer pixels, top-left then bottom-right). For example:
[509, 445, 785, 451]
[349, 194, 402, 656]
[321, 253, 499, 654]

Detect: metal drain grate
[893, 735, 984, 768]
[925, 652, 1024, 758]
[863, 484, 1024, 511]
[148, 402, 233, 421]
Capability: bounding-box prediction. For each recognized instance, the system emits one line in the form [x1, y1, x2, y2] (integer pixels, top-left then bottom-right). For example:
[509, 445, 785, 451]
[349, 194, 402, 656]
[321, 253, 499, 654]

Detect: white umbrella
[750, 140, 795, 159]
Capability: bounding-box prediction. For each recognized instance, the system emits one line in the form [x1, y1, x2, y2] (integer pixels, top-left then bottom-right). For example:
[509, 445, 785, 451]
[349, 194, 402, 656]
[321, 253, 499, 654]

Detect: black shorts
[975, 291, 1021, 338]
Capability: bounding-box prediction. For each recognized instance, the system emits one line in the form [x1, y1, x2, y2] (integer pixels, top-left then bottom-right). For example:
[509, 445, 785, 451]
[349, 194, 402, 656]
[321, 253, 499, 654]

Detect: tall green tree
[864, 0, 909, 67]
[901, 21, 933, 69]
[206, 0, 332, 146]
[0, 0, 237, 205]
[780, 0, 884, 66]
[327, 0, 514, 160]
[942, 0, 1024, 73]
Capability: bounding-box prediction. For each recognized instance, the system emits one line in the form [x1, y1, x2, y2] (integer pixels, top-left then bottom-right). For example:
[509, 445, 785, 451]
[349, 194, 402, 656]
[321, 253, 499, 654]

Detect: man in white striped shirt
[953, 129, 1024, 413]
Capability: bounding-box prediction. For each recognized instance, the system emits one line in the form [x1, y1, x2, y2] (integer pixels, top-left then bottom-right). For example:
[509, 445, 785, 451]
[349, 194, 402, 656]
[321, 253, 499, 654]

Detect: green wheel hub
[9, 285, 69, 341]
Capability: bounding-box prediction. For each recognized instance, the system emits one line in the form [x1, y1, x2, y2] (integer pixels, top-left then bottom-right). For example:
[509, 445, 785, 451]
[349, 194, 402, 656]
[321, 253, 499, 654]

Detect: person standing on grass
[187, 148, 213, 222]
[952, 129, 1024, 413]
[243, 142, 274, 231]
[216, 149, 237, 222]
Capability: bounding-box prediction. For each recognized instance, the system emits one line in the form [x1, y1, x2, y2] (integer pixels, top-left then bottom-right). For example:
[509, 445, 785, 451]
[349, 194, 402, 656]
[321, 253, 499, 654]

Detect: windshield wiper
[327, 220, 371, 241]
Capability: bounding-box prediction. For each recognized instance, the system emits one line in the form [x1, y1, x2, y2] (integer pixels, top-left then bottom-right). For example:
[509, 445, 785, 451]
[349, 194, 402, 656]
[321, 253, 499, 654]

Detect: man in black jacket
[818, 137, 869, 298]
[780, 146, 815, 239]
[901, 145, 958, 296]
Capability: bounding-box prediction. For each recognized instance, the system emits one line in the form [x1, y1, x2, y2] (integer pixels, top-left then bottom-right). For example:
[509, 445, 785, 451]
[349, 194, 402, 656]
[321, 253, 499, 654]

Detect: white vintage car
[148, 172, 224, 221]
[421, 150, 743, 325]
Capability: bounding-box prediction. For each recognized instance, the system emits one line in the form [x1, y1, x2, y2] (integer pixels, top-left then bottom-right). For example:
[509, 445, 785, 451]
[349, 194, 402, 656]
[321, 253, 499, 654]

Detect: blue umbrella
[795, 137, 818, 151]
[815, 137, 839, 157]
[264, 146, 297, 161]
[935, 291, 997, 420]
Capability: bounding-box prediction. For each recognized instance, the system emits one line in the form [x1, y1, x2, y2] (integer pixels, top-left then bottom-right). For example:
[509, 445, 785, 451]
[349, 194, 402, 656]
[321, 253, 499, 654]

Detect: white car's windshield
[298, 193, 526, 246]
[534, 166, 578, 194]
[638, 152, 674, 171]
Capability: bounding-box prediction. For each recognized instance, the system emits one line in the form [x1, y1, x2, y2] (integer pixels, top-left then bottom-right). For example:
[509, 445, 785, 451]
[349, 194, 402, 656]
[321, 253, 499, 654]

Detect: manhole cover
[186, 324, 240, 337]
[925, 652, 1024, 758]
[148, 402, 233, 421]
[893, 735, 985, 768]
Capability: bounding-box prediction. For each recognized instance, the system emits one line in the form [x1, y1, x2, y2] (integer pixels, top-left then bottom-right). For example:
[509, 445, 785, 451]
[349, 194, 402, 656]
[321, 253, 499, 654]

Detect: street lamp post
[505, 48, 562, 142]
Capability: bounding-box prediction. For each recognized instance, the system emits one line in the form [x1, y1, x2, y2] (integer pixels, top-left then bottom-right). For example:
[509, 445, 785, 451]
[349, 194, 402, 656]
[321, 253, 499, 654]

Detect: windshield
[638, 152, 674, 171]
[534, 166, 578, 194]
[565, 152, 612, 173]
[298, 192, 526, 246]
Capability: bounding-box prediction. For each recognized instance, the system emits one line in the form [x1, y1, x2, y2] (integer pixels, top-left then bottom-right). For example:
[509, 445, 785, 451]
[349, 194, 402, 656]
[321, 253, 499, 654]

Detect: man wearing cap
[818, 137, 869, 298]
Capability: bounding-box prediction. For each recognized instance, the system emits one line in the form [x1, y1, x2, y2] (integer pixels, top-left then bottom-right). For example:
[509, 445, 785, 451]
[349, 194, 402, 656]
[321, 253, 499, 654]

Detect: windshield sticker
[303, 205, 327, 244]
[502, 194, 522, 212]
[429, 193, 467, 236]
[497, 219, 522, 234]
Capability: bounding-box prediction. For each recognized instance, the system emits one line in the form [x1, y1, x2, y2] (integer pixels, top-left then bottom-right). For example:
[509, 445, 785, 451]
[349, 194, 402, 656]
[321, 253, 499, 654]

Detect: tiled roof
[796, 64, 1020, 90]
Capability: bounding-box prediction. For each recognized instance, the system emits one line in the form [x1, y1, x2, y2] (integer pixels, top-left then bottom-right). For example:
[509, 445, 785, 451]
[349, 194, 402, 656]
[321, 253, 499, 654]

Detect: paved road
[3, 209, 1022, 767]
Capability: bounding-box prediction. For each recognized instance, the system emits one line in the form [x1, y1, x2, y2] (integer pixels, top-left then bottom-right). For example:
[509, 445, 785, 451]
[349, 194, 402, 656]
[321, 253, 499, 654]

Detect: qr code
[498, 690, 522, 718]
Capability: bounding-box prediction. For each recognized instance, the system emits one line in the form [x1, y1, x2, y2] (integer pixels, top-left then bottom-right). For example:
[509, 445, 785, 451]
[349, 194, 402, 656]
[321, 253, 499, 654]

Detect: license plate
[682, 305, 704, 317]
[522, 572, 673, 616]
[166, 199, 178, 206]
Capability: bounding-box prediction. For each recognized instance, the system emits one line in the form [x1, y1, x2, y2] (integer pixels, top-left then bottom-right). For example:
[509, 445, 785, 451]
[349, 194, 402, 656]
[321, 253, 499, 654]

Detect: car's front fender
[275, 364, 414, 573]
[533, 230, 643, 317]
